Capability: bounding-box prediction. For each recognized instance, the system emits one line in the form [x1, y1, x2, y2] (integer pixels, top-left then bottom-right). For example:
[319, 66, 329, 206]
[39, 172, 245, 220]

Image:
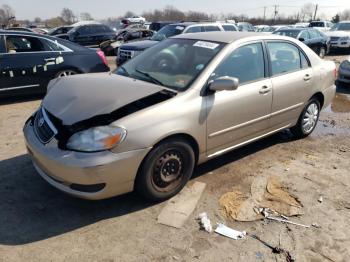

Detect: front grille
[118, 49, 134, 61]
[33, 108, 58, 144]
[330, 37, 340, 41]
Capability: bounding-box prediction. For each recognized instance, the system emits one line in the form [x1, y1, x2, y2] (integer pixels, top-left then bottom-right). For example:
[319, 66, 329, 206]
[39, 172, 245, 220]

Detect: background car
[261, 25, 290, 34]
[309, 21, 333, 32]
[236, 22, 255, 32]
[273, 28, 330, 58]
[48, 26, 74, 36]
[56, 24, 116, 47]
[0, 31, 109, 98]
[126, 15, 146, 24]
[326, 21, 350, 52]
[117, 22, 238, 65]
[100, 29, 154, 56]
[338, 58, 350, 84]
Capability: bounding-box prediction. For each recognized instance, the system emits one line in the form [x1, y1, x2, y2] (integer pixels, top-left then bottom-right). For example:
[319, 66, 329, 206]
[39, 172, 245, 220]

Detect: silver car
[23, 32, 336, 201]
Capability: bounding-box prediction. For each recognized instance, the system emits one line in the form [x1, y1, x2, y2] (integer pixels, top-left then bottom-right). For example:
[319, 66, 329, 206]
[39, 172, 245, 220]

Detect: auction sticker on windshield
[193, 41, 220, 49]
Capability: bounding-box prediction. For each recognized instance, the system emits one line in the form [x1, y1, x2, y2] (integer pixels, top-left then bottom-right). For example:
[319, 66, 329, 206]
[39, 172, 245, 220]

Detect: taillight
[97, 50, 108, 67]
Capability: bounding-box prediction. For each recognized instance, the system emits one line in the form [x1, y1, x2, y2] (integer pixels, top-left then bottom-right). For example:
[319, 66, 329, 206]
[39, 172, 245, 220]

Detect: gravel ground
[0, 55, 349, 262]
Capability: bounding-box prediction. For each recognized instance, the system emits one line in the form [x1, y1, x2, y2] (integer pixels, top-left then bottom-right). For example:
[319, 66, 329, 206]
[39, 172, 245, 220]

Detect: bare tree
[61, 7, 75, 24]
[341, 9, 350, 20]
[124, 11, 135, 18]
[300, 3, 315, 21]
[0, 4, 15, 27]
[80, 12, 93, 21]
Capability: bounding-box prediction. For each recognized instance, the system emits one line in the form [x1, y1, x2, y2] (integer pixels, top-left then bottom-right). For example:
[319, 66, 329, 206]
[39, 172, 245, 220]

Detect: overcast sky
[1, 0, 349, 20]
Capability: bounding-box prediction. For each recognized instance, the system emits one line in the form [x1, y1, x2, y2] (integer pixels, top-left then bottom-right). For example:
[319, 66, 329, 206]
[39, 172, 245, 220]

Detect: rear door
[266, 41, 313, 128]
[0, 34, 64, 95]
[206, 42, 273, 156]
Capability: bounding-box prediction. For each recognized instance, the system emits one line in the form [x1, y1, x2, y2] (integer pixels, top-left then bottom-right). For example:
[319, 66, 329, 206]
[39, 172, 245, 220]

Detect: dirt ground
[0, 55, 349, 262]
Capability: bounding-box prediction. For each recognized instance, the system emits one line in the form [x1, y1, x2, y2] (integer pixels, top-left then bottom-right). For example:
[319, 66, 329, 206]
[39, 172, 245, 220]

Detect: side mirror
[298, 37, 305, 42]
[208, 76, 239, 92]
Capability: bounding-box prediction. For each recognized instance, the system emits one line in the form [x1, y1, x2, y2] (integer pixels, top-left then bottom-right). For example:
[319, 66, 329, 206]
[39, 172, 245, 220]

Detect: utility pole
[263, 6, 267, 22]
[273, 5, 278, 24]
[313, 4, 318, 20]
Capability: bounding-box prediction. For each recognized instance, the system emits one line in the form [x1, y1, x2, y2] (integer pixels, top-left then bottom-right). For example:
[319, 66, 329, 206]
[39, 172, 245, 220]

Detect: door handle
[304, 74, 312, 81]
[44, 58, 56, 62]
[259, 86, 271, 94]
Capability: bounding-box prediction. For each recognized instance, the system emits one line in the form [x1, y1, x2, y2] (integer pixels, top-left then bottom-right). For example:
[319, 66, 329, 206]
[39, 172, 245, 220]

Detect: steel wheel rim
[302, 103, 319, 134]
[57, 70, 76, 78]
[151, 149, 185, 192]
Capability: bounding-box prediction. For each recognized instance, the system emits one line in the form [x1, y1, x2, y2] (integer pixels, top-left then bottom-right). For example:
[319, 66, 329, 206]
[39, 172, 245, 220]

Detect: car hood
[326, 31, 350, 37]
[119, 40, 158, 51]
[43, 73, 164, 125]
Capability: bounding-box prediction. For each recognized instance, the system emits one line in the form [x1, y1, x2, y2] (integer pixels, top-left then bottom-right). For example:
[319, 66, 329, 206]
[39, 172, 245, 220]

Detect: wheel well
[154, 134, 200, 164]
[133, 133, 200, 191]
[311, 92, 324, 109]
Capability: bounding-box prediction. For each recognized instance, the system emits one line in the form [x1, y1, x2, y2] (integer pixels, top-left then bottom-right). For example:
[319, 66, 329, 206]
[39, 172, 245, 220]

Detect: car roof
[277, 28, 304, 31]
[173, 31, 264, 43]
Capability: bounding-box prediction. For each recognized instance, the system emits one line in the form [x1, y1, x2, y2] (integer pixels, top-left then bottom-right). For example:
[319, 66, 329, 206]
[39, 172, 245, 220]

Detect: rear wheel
[290, 98, 320, 139]
[55, 69, 78, 78]
[135, 139, 195, 201]
[319, 47, 326, 58]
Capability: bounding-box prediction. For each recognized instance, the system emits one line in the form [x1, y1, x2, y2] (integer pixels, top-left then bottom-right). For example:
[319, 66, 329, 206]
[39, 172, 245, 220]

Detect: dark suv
[56, 24, 116, 47]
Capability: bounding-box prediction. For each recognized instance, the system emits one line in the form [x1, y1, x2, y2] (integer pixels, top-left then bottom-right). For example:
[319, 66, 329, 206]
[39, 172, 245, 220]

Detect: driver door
[205, 42, 273, 156]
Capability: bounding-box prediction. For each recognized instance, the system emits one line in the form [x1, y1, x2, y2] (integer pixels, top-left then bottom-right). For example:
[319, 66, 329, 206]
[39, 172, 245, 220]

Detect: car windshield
[150, 25, 185, 41]
[331, 23, 350, 31]
[274, 30, 300, 38]
[115, 38, 225, 91]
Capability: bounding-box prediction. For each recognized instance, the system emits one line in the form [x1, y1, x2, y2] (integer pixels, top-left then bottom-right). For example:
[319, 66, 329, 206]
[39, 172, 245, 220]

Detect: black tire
[319, 47, 326, 59]
[290, 98, 320, 139]
[135, 138, 195, 201]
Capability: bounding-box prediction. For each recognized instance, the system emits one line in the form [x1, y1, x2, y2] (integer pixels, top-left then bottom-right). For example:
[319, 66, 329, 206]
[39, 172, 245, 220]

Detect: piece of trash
[312, 223, 321, 228]
[318, 196, 323, 203]
[215, 223, 246, 240]
[265, 216, 310, 228]
[197, 212, 212, 233]
[255, 251, 263, 260]
[250, 235, 294, 262]
[284, 168, 290, 172]
[219, 176, 303, 222]
[172, 255, 180, 260]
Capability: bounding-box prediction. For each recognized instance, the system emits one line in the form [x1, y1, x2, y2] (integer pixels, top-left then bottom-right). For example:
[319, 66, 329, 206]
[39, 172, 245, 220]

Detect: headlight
[340, 60, 350, 70]
[66, 126, 127, 152]
[339, 36, 350, 41]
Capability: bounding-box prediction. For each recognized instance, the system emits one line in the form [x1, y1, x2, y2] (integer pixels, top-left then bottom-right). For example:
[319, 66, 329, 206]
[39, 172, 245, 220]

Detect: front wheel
[290, 99, 320, 139]
[135, 139, 195, 201]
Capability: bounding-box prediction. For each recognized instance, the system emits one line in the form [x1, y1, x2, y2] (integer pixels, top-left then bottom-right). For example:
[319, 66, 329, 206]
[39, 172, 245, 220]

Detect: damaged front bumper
[23, 121, 151, 200]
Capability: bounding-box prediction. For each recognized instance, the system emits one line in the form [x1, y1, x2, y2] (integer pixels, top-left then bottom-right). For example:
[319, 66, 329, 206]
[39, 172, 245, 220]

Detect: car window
[77, 26, 91, 35]
[203, 26, 221, 32]
[267, 42, 302, 76]
[299, 30, 310, 40]
[186, 26, 202, 33]
[222, 25, 237, 31]
[309, 30, 319, 39]
[5, 35, 46, 53]
[300, 51, 309, 69]
[211, 43, 265, 85]
[42, 38, 65, 51]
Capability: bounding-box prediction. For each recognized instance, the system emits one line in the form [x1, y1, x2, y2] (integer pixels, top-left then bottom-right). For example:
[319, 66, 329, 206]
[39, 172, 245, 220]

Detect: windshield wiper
[135, 68, 164, 86]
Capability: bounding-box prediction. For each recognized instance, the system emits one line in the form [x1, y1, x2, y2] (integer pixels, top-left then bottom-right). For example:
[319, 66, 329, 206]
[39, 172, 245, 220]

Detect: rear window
[203, 26, 221, 32]
[309, 22, 325, 27]
[151, 25, 185, 41]
[222, 25, 237, 31]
